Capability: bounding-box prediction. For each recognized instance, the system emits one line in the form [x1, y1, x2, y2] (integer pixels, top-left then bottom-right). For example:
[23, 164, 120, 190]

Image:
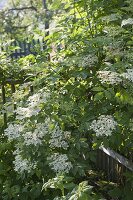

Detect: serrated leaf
[94, 92, 104, 101]
[64, 182, 76, 189]
[92, 86, 104, 92]
[104, 90, 111, 99]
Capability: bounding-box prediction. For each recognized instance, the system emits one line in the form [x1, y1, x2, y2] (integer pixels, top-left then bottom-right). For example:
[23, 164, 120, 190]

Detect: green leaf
[92, 86, 104, 92]
[64, 182, 76, 189]
[108, 188, 122, 198]
[104, 90, 111, 99]
[94, 92, 104, 101]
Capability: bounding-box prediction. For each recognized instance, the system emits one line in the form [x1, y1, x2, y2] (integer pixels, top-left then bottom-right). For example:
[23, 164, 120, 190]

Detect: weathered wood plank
[100, 146, 133, 172]
[2, 85, 7, 127]
[11, 84, 16, 118]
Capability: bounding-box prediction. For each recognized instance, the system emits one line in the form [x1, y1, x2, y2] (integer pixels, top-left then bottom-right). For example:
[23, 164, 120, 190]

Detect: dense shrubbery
[0, 0, 133, 199]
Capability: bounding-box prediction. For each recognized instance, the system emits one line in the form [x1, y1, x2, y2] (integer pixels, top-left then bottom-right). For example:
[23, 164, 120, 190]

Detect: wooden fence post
[2, 84, 7, 127]
[11, 84, 16, 118]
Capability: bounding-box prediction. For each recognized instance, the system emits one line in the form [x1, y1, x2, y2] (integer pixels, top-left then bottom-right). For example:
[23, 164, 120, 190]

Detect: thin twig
[8, 6, 37, 12]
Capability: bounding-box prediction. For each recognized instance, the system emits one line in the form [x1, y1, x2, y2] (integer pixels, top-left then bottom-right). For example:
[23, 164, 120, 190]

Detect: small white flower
[90, 115, 117, 136]
[121, 69, 133, 82]
[82, 54, 98, 67]
[64, 131, 71, 139]
[23, 123, 48, 146]
[28, 93, 42, 107]
[48, 153, 72, 173]
[15, 107, 41, 119]
[28, 90, 49, 105]
[13, 149, 36, 173]
[49, 125, 69, 149]
[15, 91, 49, 120]
[97, 70, 122, 84]
[4, 124, 23, 140]
[23, 131, 42, 146]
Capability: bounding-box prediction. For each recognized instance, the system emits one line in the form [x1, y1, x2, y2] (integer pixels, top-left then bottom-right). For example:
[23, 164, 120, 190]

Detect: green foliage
[0, 0, 133, 199]
[0, 0, 46, 39]
[42, 176, 105, 200]
[108, 172, 133, 200]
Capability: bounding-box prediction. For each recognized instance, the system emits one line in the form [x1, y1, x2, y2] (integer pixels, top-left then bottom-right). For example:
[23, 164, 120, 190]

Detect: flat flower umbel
[48, 153, 73, 174]
[90, 115, 117, 137]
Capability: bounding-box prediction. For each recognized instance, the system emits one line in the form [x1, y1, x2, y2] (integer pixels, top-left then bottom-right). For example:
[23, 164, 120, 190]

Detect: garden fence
[0, 38, 46, 59]
[96, 146, 133, 183]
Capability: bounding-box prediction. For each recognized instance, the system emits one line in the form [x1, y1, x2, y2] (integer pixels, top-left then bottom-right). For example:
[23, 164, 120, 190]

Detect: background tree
[0, 0, 48, 39]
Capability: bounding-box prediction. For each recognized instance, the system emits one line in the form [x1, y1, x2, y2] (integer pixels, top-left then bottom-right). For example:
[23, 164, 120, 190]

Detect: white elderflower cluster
[28, 91, 49, 107]
[15, 91, 49, 120]
[64, 131, 71, 139]
[90, 115, 117, 136]
[97, 70, 122, 84]
[13, 149, 36, 173]
[49, 125, 69, 150]
[48, 153, 72, 173]
[4, 124, 23, 140]
[28, 93, 42, 107]
[82, 54, 98, 67]
[121, 69, 133, 82]
[15, 106, 41, 120]
[23, 123, 49, 146]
